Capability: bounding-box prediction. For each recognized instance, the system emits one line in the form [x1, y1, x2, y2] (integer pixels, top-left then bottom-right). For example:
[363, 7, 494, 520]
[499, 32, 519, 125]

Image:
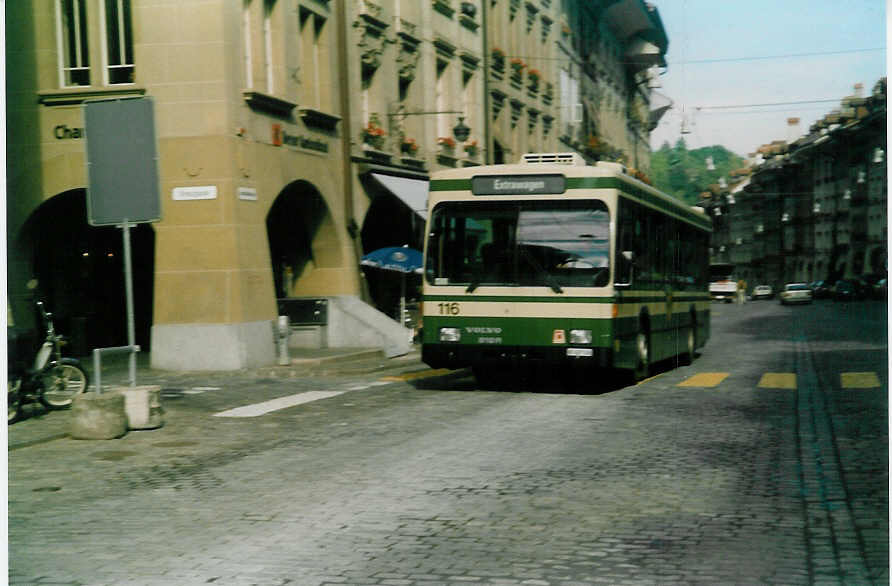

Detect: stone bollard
[114, 385, 165, 430]
[69, 392, 128, 440]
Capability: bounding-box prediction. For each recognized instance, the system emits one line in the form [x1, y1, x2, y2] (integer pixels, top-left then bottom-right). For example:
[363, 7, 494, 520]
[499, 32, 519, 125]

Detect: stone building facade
[703, 79, 887, 292]
[6, 0, 669, 370]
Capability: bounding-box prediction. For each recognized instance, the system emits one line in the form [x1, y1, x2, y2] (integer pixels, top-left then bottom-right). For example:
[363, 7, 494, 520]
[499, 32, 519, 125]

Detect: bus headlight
[569, 329, 592, 344]
[439, 327, 461, 342]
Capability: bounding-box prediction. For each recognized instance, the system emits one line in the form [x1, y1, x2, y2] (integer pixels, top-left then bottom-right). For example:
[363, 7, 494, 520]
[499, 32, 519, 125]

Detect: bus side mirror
[615, 251, 634, 288]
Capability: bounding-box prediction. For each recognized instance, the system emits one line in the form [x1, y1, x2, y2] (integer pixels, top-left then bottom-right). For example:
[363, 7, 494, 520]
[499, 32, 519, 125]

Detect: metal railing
[92, 345, 141, 393]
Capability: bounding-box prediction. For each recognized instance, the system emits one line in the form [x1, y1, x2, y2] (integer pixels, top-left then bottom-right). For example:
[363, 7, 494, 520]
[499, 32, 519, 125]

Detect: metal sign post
[84, 97, 161, 389]
[122, 219, 136, 386]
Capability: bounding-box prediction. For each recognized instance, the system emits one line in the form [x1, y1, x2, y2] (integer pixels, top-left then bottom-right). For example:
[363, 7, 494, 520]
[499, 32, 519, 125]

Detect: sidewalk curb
[288, 348, 385, 366]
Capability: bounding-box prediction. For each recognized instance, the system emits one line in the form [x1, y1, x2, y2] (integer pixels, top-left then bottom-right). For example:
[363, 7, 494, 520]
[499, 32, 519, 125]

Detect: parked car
[810, 280, 833, 299]
[833, 279, 865, 301]
[752, 285, 773, 300]
[779, 283, 813, 305]
[859, 273, 883, 287]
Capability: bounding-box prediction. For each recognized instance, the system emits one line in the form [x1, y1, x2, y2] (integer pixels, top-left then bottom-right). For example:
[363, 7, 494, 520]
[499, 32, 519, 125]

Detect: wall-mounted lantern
[452, 116, 471, 142]
[387, 109, 471, 145]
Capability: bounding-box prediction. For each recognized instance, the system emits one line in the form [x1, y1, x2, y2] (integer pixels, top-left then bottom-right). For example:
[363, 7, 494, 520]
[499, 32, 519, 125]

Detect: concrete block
[114, 385, 165, 430]
[69, 392, 127, 440]
[326, 295, 411, 357]
[151, 320, 276, 370]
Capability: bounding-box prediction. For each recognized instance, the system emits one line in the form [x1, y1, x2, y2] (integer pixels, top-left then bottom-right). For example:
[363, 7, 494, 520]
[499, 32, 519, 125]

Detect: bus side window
[617, 206, 634, 281]
[635, 213, 653, 285]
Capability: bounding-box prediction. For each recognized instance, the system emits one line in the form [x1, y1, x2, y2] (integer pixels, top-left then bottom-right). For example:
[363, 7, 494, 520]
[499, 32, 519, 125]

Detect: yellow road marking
[840, 372, 881, 388]
[380, 368, 453, 382]
[758, 373, 797, 389]
[677, 372, 729, 387]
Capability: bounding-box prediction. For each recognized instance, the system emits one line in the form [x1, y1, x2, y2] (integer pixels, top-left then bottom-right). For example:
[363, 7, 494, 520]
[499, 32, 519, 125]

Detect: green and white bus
[420, 153, 712, 386]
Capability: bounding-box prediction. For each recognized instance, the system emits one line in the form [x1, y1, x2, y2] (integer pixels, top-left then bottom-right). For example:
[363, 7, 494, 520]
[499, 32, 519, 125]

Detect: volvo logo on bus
[471, 174, 566, 195]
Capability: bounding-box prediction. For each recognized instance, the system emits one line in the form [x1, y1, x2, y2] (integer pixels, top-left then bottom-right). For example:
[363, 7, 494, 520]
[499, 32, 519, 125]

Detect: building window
[560, 68, 580, 137]
[436, 57, 451, 139]
[263, 0, 276, 94]
[56, 0, 91, 87]
[299, 7, 330, 109]
[102, 0, 134, 84]
[243, 0, 253, 89]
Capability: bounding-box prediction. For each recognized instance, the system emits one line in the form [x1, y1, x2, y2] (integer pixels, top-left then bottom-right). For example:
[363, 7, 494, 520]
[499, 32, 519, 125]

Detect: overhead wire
[696, 98, 852, 110]
[669, 47, 885, 66]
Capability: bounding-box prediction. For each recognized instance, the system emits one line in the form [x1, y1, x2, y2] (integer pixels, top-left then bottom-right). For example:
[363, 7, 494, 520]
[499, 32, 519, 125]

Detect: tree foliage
[650, 140, 745, 204]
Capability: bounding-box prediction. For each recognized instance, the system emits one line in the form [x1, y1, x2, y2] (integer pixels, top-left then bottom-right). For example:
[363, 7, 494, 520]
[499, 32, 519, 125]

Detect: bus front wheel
[679, 326, 695, 366]
[633, 330, 650, 382]
[472, 365, 500, 390]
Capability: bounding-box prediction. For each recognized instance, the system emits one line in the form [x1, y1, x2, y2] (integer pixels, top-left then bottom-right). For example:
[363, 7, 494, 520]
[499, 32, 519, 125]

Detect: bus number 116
[438, 302, 460, 315]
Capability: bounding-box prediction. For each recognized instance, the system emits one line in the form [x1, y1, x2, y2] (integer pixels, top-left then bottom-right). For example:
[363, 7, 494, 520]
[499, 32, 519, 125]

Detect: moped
[8, 300, 89, 423]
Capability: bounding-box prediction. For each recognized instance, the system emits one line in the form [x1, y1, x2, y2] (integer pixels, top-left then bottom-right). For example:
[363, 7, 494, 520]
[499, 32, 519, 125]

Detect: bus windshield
[709, 263, 735, 282]
[425, 200, 610, 289]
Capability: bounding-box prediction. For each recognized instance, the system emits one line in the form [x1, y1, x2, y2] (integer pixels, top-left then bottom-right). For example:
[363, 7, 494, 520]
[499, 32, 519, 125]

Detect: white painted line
[213, 390, 345, 418]
[192, 386, 221, 391]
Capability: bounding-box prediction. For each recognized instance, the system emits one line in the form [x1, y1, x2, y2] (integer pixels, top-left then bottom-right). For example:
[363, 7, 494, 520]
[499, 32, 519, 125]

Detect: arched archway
[17, 189, 155, 354]
[266, 181, 341, 298]
[359, 177, 424, 320]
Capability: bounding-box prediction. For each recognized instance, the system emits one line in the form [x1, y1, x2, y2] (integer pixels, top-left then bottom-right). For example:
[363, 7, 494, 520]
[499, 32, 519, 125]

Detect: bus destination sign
[471, 174, 566, 196]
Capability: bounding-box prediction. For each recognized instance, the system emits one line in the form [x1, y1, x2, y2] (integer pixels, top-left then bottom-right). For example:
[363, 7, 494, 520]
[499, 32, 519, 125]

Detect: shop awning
[370, 173, 429, 220]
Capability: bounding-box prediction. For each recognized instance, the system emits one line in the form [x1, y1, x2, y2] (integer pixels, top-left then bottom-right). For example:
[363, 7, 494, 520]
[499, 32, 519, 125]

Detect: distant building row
[701, 79, 887, 293]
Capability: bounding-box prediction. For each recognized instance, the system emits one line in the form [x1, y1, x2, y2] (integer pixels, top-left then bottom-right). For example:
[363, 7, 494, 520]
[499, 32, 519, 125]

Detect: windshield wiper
[466, 280, 481, 293]
[518, 246, 563, 294]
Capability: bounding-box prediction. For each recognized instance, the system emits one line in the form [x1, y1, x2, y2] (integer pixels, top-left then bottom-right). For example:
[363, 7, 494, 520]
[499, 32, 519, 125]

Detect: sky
[648, 0, 887, 157]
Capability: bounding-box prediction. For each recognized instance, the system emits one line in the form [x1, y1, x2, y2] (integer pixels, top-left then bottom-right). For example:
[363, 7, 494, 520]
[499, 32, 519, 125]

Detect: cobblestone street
[8, 301, 888, 585]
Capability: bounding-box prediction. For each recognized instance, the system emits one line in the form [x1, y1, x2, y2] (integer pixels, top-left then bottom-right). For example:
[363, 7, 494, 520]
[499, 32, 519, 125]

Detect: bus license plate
[566, 348, 593, 357]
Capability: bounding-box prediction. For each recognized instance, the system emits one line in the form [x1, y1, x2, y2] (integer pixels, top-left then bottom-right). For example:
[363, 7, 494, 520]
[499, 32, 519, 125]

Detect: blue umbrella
[360, 246, 423, 274]
[360, 246, 423, 328]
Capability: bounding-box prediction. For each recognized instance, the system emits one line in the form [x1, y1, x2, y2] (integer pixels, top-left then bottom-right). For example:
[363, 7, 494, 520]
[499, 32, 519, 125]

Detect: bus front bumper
[422, 344, 612, 370]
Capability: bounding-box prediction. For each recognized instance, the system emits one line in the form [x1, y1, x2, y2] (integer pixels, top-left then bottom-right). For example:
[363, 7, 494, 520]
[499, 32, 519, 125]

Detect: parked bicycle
[8, 300, 89, 423]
